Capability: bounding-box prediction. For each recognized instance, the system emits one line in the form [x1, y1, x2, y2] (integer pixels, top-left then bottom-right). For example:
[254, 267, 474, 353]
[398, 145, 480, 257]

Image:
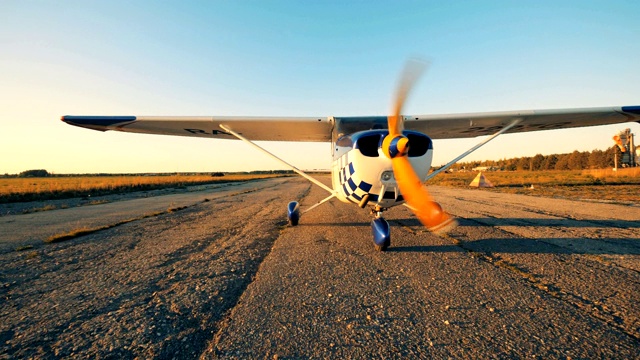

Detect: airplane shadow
[388, 245, 461, 253]
[392, 217, 639, 255]
[393, 237, 640, 255]
[300, 217, 640, 229]
[298, 218, 640, 255]
[461, 217, 640, 229]
[297, 222, 371, 227]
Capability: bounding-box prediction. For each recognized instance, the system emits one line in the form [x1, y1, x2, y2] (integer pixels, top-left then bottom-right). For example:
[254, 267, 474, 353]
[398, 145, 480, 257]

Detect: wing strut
[219, 125, 336, 196]
[302, 194, 336, 214]
[425, 119, 522, 181]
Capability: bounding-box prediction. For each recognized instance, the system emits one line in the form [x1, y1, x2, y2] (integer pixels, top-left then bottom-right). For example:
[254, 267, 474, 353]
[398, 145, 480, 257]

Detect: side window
[406, 133, 431, 157]
[356, 134, 381, 157]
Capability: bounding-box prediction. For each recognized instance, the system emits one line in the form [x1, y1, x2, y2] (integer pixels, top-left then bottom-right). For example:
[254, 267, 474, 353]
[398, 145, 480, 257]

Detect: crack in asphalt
[203, 182, 313, 358]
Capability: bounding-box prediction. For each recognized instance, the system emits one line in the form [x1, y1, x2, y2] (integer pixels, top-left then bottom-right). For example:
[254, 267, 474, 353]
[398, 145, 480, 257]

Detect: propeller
[381, 60, 457, 233]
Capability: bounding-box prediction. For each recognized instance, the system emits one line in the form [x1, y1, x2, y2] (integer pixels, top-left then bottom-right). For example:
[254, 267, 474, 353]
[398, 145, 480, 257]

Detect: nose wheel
[372, 217, 391, 251]
[371, 207, 390, 251]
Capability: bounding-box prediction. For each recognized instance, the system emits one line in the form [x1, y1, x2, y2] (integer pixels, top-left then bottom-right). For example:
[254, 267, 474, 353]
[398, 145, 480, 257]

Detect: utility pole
[630, 131, 636, 167]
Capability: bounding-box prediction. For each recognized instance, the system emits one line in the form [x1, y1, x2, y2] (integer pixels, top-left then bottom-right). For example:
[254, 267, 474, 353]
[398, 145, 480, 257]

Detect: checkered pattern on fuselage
[338, 162, 376, 203]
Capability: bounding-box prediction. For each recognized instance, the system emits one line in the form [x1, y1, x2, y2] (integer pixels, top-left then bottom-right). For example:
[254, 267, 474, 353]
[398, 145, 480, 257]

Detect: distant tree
[567, 150, 588, 170]
[19, 169, 50, 177]
[503, 158, 517, 171]
[531, 154, 545, 171]
[448, 146, 625, 172]
[588, 149, 610, 169]
[542, 154, 558, 170]
[515, 157, 529, 171]
[554, 155, 570, 170]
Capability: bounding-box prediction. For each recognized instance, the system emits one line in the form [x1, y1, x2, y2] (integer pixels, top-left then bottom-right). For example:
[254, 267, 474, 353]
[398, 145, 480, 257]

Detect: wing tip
[621, 105, 640, 115]
[60, 116, 137, 131]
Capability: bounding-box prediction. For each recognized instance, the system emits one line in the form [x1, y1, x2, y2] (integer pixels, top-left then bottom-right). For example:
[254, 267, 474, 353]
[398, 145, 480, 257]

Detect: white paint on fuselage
[330, 130, 434, 210]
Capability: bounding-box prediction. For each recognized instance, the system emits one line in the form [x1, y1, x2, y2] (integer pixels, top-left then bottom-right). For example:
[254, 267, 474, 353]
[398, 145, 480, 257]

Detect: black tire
[374, 238, 390, 252]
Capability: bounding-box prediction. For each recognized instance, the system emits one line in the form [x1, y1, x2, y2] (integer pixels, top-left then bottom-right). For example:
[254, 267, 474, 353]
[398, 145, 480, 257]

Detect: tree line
[2, 169, 298, 178]
[450, 146, 623, 171]
[3, 148, 629, 178]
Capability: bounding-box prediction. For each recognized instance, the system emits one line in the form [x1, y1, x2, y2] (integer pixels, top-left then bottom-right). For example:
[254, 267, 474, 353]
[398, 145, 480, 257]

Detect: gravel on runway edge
[0, 179, 311, 359]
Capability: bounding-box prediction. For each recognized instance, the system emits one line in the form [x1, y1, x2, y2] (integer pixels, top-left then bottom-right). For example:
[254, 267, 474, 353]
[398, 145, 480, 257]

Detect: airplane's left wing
[61, 115, 333, 142]
[333, 106, 640, 139]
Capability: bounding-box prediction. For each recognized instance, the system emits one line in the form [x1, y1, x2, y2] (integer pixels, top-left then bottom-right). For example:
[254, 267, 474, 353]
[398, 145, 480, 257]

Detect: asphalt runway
[1, 176, 639, 358]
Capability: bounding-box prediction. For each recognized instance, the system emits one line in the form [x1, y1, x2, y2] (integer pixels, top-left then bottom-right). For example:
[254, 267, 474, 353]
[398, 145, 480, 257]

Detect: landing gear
[287, 201, 300, 226]
[371, 207, 390, 251]
[372, 217, 390, 251]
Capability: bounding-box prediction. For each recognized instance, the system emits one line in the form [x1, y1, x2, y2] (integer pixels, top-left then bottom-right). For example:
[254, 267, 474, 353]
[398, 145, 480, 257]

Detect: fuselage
[330, 130, 434, 210]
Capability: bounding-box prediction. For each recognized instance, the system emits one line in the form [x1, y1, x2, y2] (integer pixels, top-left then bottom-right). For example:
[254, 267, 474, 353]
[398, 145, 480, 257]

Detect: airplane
[61, 61, 640, 251]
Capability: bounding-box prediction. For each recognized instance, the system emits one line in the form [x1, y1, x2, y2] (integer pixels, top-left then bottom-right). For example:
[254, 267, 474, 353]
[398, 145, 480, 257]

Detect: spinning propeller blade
[382, 60, 457, 233]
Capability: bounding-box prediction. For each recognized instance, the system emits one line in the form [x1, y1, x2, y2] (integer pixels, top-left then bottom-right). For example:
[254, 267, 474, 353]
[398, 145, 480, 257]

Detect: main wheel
[287, 201, 300, 226]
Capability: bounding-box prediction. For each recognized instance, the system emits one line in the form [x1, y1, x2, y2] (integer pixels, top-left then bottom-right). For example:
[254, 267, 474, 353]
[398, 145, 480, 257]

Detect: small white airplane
[62, 62, 640, 251]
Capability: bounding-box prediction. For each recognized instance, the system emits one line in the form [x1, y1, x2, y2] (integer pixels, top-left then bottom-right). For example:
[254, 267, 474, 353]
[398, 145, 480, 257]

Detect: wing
[62, 105, 640, 142]
[61, 115, 332, 142]
[333, 106, 640, 139]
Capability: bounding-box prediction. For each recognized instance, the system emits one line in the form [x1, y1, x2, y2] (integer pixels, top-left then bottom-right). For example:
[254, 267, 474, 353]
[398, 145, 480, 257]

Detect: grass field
[2, 168, 638, 205]
[0, 174, 287, 203]
[429, 168, 640, 203]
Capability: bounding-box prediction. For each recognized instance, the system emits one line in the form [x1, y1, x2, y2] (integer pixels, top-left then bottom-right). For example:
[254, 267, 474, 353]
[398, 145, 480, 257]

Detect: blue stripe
[342, 184, 349, 196]
[348, 178, 357, 191]
[351, 193, 362, 201]
[61, 116, 137, 126]
[349, 162, 355, 175]
[622, 106, 640, 115]
[389, 136, 408, 158]
[359, 181, 372, 192]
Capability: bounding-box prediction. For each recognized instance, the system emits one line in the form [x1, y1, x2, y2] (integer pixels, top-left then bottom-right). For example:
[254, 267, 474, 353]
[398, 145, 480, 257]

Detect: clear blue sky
[1, 1, 639, 174]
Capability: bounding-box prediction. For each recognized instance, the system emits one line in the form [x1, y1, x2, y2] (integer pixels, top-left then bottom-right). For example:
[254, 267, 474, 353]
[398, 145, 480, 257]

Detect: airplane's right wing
[61, 115, 332, 142]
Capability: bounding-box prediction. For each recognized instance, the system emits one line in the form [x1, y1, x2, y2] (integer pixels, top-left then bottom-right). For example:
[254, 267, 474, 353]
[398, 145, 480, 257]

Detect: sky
[1, 0, 639, 174]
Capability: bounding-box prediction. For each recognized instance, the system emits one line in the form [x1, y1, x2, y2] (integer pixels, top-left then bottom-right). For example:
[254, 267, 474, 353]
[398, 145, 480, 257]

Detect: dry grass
[581, 167, 640, 179]
[44, 209, 169, 243]
[430, 169, 640, 203]
[431, 168, 640, 187]
[23, 204, 57, 214]
[0, 174, 286, 203]
[46, 226, 100, 243]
